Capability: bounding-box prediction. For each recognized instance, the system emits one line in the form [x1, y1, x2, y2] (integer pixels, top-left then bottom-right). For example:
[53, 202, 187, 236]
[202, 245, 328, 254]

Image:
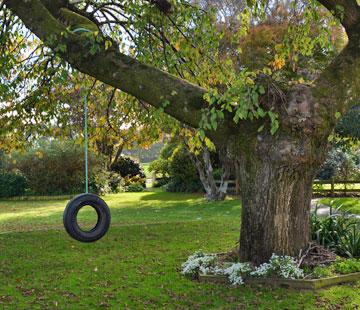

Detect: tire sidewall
[63, 193, 111, 242]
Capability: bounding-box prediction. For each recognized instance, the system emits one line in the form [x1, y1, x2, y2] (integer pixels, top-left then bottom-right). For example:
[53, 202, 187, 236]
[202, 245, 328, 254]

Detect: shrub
[335, 106, 360, 141]
[250, 254, 304, 279]
[153, 177, 170, 188]
[10, 140, 105, 195]
[181, 252, 305, 285]
[316, 147, 360, 180]
[108, 172, 124, 193]
[123, 175, 146, 187]
[0, 172, 27, 197]
[111, 157, 145, 179]
[149, 158, 170, 177]
[336, 224, 360, 258]
[224, 263, 253, 285]
[311, 213, 360, 258]
[165, 178, 203, 193]
[89, 170, 124, 195]
[126, 183, 145, 192]
[152, 143, 203, 193]
[181, 252, 219, 278]
[310, 266, 335, 278]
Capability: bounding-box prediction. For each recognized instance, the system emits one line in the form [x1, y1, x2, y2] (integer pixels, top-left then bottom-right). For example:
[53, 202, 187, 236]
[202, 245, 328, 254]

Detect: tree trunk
[234, 133, 327, 265]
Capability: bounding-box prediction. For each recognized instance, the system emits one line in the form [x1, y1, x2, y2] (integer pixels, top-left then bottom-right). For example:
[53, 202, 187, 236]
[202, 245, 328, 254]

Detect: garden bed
[198, 272, 360, 290]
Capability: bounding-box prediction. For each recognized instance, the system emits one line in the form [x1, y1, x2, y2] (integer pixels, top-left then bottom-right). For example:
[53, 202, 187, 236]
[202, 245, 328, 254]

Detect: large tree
[2, 0, 360, 264]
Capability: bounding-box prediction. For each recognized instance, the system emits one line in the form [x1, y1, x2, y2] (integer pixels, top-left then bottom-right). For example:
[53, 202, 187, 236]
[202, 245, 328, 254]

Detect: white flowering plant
[250, 254, 304, 279]
[182, 252, 305, 285]
[224, 262, 253, 285]
[181, 251, 219, 277]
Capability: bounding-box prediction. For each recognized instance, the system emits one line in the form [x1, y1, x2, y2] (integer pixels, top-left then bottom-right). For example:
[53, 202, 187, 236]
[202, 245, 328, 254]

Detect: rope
[84, 91, 89, 194]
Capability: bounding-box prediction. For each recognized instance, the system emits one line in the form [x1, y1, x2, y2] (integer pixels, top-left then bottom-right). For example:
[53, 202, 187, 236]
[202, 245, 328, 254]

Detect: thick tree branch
[312, 38, 360, 133]
[316, 0, 360, 31]
[311, 0, 360, 134]
[5, 0, 207, 129]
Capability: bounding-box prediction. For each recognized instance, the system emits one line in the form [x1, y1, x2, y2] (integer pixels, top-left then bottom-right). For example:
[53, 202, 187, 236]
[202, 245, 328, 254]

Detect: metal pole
[84, 92, 89, 194]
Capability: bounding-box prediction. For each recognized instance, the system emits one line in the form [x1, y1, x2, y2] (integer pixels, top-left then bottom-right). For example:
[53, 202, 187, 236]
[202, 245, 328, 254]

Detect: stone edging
[198, 272, 360, 290]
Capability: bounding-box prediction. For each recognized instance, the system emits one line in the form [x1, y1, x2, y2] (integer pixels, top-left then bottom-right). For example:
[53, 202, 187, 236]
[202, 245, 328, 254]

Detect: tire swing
[63, 91, 111, 242]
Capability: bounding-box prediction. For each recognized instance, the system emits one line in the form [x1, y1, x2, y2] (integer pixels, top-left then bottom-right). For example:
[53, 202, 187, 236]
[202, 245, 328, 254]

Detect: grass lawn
[0, 191, 359, 309]
[320, 197, 360, 214]
[313, 183, 360, 190]
[141, 163, 152, 178]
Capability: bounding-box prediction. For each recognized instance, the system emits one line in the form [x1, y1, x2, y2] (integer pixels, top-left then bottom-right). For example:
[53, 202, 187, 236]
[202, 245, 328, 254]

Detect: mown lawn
[141, 163, 152, 178]
[0, 191, 359, 309]
[320, 197, 360, 214]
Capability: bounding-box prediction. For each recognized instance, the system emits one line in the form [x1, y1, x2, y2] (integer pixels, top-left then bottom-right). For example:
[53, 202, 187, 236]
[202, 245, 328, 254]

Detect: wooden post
[331, 178, 335, 198]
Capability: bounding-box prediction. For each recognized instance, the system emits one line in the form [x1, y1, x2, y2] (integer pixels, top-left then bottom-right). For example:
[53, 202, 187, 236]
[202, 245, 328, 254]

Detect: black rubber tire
[63, 193, 111, 242]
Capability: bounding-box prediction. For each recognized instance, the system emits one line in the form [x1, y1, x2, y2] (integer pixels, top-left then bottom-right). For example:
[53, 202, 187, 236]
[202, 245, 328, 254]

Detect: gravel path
[311, 198, 360, 219]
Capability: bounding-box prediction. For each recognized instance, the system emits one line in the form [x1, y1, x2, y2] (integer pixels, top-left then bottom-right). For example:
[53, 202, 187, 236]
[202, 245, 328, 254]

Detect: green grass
[141, 163, 152, 178]
[313, 183, 360, 190]
[320, 197, 360, 214]
[0, 191, 359, 309]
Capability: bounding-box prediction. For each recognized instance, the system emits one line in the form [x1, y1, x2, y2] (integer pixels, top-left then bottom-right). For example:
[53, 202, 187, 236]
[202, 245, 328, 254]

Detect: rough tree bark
[232, 120, 329, 263]
[5, 0, 360, 264]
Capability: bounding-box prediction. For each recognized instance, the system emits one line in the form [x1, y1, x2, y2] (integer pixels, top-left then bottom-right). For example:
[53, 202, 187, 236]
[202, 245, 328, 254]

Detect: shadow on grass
[0, 192, 241, 233]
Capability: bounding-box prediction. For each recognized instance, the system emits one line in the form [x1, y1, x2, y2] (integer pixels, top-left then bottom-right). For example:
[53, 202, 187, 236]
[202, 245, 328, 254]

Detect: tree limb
[316, 0, 360, 32]
[310, 0, 360, 134]
[5, 0, 207, 129]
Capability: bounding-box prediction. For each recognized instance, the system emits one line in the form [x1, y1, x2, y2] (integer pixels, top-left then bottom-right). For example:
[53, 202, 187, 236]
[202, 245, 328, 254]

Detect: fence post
[331, 178, 335, 198]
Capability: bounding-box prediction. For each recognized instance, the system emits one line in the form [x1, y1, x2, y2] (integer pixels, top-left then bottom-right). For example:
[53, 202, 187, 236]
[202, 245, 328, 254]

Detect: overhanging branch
[5, 0, 207, 129]
[317, 0, 360, 32]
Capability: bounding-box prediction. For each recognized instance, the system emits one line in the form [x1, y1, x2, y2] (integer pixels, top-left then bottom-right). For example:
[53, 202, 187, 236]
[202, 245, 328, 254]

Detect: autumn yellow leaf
[271, 56, 285, 70]
[174, 41, 181, 51]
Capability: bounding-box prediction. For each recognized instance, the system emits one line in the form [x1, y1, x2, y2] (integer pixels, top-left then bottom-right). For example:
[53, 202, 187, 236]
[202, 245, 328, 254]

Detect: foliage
[181, 251, 219, 278]
[317, 147, 360, 180]
[182, 251, 304, 285]
[110, 157, 146, 191]
[0, 0, 342, 147]
[310, 265, 335, 278]
[8, 140, 106, 195]
[90, 170, 124, 195]
[111, 156, 145, 179]
[123, 175, 146, 187]
[0, 172, 27, 198]
[304, 257, 360, 278]
[334, 258, 360, 274]
[125, 183, 145, 193]
[107, 171, 125, 193]
[165, 178, 203, 193]
[224, 262, 253, 285]
[149, 158, 171, 178]
[336, 106, 360, 142]
[311, 213, 360, 258]
[250, 254, 304, 279]
[153, 177, 171, 188]
[150, 142, 203, 192]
